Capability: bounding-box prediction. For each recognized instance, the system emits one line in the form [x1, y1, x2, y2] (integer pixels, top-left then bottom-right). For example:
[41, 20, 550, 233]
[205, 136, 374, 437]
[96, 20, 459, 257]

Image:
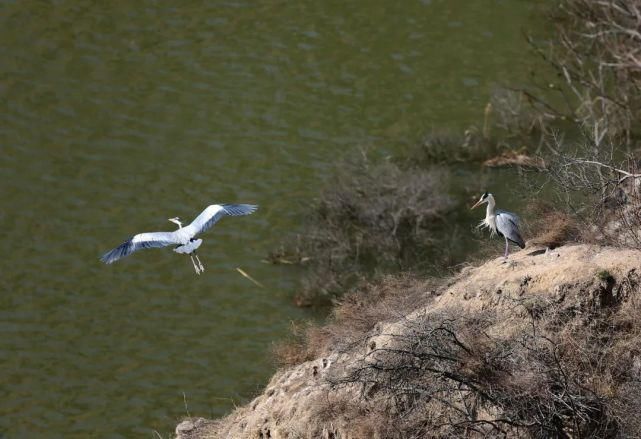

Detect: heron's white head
[168, 217, 183, 228]
[471, 192, 494, 210]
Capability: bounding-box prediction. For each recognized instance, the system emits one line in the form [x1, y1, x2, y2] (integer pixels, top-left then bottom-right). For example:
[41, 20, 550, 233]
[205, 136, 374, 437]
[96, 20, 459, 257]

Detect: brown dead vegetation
[312, 249, 641, 438]
[550, 0, 641, 140]
[271, 322, 327, 368]
[267, 152, 456, 306]
[406, 127, 544, 170]
[327, 294, 641, 438]
[273, 274, 440, 368]
[526, 201, 582, 249]
[514, 0, 641, 243]
[505, 0, 641, 144]
[483, 149, 546, 170]
[541, 154, 641, 251]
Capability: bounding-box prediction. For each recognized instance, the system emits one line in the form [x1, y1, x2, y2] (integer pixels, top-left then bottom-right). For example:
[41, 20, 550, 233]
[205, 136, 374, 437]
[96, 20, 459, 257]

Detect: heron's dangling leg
[190, 255, 201, 275]
[194, 252, 205, 272]
[504, 237, 510, 259]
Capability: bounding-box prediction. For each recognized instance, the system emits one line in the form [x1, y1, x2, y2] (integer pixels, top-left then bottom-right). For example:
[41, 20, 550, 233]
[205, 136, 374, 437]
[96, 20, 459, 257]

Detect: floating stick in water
[236, 267, 264, 287]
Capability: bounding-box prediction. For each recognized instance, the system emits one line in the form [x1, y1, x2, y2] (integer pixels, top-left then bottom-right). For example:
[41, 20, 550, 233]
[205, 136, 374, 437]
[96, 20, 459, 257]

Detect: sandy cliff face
[176, 244, 641, 439]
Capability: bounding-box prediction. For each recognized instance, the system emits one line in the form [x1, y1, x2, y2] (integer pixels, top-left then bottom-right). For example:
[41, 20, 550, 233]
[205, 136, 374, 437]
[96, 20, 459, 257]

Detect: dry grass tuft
[271, 322, 329, 368]
[273, 274, 439, 367]
[526, 201, 582, 249]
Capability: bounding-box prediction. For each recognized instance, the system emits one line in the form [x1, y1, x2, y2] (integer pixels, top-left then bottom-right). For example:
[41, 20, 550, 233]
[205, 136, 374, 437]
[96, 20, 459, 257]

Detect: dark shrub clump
[268, 152, 456, 306]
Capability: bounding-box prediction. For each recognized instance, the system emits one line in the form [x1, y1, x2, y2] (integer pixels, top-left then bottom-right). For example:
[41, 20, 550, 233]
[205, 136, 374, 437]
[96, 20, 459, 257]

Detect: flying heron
[471, 192, 525, 259]
[100, 204, 258, 274]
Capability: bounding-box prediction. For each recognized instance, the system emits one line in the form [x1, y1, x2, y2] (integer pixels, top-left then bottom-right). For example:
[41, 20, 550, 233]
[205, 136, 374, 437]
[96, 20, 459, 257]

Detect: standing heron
[101, 204, 258, 274]
[471, 192, 525, 259]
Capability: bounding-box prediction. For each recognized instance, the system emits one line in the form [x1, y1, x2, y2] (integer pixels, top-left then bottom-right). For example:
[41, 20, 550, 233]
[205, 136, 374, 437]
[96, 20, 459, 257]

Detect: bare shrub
[597, 159, 641, 247]
[516, 0, 641, 145]
[489, 87, 556, 141]
[541, 137, 641, 248]
[502, 1, 641, 241]
[551, 0, 641, 142]
[269, 152, 456, 306]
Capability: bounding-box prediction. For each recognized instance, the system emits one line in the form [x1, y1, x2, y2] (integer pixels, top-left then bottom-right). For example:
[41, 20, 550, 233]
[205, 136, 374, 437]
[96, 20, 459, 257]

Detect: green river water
[1, 1, 547, 437]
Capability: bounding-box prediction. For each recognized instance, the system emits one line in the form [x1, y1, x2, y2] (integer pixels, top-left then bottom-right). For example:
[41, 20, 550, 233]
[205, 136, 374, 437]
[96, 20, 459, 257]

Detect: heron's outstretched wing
[183, 204, 258, 238]
[496, 211, 525, 248]
[100, 232, 179, 264]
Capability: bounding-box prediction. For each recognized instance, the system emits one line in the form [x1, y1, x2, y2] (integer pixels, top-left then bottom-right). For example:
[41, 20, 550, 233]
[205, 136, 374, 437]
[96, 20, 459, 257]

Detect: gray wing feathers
[101, 204, 258, 264]
[100, 232, 178, 264]
[496, 211, 525, 248]
[185, 204, 258, 237]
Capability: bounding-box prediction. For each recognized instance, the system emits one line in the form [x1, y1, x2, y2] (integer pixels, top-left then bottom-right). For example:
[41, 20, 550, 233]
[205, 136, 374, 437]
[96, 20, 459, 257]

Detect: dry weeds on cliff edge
[323, 297, 641, 437]
[300, 258, 641, 438]
[267, 247, 641, 438]
[273, 274, 440, 367]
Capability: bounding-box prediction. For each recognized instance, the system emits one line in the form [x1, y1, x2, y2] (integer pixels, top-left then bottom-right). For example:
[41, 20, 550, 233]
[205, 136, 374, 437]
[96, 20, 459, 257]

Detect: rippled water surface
[1, 1, 546, 436]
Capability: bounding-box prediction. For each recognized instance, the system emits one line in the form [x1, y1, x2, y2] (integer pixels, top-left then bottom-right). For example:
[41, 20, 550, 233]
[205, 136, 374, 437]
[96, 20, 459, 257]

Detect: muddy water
[0, 0, 546, 436]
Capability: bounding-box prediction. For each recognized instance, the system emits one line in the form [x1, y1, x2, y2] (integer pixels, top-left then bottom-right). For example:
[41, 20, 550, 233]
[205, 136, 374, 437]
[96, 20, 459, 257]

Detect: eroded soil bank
[176, 244, 641, 438]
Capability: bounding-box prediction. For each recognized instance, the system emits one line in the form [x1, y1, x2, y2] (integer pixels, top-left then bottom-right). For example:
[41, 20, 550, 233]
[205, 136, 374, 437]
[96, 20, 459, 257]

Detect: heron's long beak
[471, 200, 483, 210]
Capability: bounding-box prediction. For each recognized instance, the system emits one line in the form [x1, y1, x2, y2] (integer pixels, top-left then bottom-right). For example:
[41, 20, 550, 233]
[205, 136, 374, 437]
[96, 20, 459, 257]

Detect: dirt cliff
[176, 244, 641, 438]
